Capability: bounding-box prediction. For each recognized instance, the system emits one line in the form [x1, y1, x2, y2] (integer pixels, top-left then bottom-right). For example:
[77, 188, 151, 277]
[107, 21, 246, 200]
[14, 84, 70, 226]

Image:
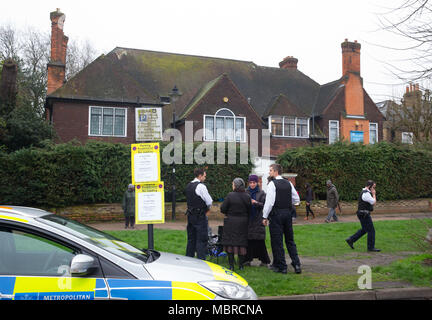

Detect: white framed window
[401, 132, 413, 144]
[89, 106, 127, 137]
[329, 120, 339, 144]
[269, 116, 309, 138]
[369, 122, 378, 144]
[203, 108, 246, 142]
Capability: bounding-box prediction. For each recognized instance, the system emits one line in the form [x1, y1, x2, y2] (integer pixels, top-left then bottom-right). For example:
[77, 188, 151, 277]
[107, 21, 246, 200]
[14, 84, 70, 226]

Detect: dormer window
[269, 116, 309, 138]
[204, 108, 246, 142]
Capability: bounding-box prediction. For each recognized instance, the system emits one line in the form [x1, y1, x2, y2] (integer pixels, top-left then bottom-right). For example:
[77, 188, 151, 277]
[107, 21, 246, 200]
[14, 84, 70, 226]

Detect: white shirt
[262, 176, 300, 219]
[361, 188, 376, 205]
[191, 178, 213, 207]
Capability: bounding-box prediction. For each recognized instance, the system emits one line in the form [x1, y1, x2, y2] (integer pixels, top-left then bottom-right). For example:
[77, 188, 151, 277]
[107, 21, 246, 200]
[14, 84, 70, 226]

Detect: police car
[0, 206, 257, 300]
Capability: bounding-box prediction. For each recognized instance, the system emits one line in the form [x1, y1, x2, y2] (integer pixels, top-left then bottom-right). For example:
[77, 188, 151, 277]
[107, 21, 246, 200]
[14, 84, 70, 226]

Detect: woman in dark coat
[220, 177, 251, 271]
[245, 175, 271, 266]
[305, 183, 315, 220]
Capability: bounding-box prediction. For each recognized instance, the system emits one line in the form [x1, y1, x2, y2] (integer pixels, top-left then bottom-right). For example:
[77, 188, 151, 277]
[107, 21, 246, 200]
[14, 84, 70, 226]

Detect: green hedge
[277, 142, 432, 201]
[0, 141, 253, 208]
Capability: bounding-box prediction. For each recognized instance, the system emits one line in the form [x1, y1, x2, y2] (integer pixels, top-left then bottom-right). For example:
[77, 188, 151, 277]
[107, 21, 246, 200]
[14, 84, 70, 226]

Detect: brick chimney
[279, 56, 298, 70]
[47, 9, 68, 95]
[341, 39, 361, 76]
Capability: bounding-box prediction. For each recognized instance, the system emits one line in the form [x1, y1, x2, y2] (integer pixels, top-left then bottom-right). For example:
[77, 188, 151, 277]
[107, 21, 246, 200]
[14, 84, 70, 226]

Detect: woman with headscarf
[244, 175, 271, 267]
[220, 177, 251, 271]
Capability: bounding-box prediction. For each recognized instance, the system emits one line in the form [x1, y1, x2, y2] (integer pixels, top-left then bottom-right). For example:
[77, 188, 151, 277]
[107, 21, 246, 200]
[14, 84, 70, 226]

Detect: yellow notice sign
[131, 143, 161, 184]
[135, 182, 165, 224]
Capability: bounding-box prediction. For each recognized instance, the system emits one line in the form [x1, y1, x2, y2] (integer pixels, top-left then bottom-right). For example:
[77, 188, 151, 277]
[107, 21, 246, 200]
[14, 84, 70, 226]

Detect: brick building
[45, 10, 385, 162]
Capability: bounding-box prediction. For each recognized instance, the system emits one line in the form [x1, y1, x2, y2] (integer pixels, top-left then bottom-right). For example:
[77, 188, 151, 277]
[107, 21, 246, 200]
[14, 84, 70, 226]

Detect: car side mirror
[70, 254, 95, 276]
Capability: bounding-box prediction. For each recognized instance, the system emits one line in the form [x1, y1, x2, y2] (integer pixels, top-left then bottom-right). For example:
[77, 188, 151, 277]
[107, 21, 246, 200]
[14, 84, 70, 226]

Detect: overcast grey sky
[1, 0, 423, 103]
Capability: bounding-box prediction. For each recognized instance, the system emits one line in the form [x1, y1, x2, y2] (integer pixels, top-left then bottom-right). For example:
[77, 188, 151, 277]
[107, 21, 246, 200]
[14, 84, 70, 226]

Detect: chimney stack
[279, 56, 298, 70]
[47, 9, 68, 95]
[341, 39, 361, 76]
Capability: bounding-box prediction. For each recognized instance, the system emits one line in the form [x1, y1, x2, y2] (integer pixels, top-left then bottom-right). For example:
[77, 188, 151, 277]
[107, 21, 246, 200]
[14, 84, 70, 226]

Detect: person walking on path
[185, 168, 213, 260]
[325, 180, 339, 223]
[122, 184, 136, 229]
[244, 175, 271, 267]
[262, 164, 302, 274]
[220, 178, 251, 271]
[345, 180, 381, 252]
[304, 183, 315, 220]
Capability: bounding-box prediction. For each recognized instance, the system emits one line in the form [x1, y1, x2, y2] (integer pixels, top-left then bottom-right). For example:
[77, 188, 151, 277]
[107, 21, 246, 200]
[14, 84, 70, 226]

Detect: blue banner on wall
[350, 131, 364, 143]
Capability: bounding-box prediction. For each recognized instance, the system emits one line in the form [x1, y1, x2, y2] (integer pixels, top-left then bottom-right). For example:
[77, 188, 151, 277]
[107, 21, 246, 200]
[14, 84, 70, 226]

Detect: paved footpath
[89, 211, 432, 231]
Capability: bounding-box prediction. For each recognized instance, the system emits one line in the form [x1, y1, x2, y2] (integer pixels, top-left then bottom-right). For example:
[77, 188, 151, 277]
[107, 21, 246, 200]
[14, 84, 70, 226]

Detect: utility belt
[357, 210, 371, 217]
[186, 207, 206, 216]
[269, 208, 292, 218]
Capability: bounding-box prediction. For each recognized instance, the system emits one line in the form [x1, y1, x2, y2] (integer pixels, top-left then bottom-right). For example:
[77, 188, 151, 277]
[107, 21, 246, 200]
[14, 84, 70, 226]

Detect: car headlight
[199, 281, 257, 300]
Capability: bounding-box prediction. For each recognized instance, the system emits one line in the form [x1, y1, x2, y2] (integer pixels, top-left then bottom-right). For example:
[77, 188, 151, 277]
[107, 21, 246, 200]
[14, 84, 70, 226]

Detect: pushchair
[207, 225, 226, 263]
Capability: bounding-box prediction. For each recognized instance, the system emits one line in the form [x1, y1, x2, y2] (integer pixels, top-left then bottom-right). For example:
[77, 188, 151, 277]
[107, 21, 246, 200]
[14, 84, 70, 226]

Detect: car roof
[0, 205, 51, 221]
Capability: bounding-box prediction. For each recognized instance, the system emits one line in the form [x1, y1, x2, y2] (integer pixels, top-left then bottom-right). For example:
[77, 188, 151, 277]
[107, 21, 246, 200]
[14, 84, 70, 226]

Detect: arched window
[204, 108, 246, 142]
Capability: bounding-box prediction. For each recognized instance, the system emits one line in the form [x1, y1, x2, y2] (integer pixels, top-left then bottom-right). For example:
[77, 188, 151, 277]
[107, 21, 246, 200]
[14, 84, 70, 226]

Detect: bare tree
[0, 24, 21, 61]
[378, 0, 432, 81]
[0, 25, 98, 115]
[66, 38, 98, 80]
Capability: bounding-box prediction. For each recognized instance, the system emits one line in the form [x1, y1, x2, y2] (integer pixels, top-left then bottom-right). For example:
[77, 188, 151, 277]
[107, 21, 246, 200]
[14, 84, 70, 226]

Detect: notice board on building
[135, 107, 163, 141]
[350, 131, 364, 143]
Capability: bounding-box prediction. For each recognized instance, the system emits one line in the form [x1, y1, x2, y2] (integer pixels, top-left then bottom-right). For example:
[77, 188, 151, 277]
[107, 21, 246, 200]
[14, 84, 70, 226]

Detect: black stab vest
[358, 189, 374, 212]
[273, 179, 293, 211]
[185, 181, 207, 210]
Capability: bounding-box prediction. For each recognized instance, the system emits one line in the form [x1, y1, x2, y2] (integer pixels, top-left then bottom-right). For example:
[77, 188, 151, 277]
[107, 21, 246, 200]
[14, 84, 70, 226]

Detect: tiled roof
[48, 48, 322, 115]
[48, 47, 348, 118]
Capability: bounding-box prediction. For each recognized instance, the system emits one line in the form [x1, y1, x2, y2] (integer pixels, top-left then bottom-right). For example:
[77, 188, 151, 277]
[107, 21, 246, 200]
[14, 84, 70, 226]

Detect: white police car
[0, 206, 257, 300]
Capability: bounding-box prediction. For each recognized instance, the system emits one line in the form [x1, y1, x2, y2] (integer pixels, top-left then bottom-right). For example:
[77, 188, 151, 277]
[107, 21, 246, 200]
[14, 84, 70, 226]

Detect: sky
[1, 0, 424, 103]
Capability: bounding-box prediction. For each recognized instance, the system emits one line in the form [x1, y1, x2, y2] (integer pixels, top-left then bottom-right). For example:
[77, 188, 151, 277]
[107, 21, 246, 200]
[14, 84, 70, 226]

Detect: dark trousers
[186, 214, 208, 260]
[349, 213, 375, 250]
[125, 216, 135, 228]
[269, 209, 300, 270]
[306, 204, 314, 217]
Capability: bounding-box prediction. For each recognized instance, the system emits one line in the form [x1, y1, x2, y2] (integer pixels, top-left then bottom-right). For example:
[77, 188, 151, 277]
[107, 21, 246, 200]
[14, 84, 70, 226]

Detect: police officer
[345, 180, 381, 252]
[262, 164, 302, 274]
[185, 167, 213, 260]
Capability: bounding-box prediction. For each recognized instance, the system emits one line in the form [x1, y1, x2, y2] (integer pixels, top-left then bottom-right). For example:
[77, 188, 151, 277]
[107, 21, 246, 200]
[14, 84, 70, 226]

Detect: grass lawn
[107, 218, 432, 297]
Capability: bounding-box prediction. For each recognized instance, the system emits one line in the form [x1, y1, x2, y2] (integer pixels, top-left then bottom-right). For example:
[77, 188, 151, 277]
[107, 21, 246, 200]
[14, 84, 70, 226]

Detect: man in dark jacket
[122, 184, 135, 229]
[325, 180, 339, 223]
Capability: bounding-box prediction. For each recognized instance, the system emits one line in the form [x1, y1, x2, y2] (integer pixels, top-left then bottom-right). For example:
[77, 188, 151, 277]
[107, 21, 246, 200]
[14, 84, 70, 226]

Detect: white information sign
[135, 107, 163, 141]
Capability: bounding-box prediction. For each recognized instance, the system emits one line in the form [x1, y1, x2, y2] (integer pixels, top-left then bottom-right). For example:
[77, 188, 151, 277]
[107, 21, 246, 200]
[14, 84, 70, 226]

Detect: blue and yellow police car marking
[1, 277, 219, 300]
[0, 276, 108, 300]
[107, 279, 215, 300]
[205, 261, 248, 287]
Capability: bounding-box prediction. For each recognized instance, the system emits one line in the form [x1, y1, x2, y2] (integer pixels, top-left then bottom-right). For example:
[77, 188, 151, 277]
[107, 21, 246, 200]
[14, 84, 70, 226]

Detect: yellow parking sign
[131, 143, 161, 184]
[135, 182, 165, 224]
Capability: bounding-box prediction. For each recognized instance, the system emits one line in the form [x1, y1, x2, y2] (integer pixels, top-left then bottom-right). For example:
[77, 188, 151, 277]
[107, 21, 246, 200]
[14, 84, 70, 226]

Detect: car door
[0, 224, 109, 300]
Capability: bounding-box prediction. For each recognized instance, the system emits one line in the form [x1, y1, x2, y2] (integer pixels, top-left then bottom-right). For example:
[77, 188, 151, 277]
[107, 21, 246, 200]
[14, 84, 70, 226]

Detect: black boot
[228, 253, 235, 271]
[238, 255, 246, 270]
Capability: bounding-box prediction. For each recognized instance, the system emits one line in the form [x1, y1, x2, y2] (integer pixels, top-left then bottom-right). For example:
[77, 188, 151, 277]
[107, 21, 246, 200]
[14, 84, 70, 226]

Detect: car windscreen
[38, 214, 152, 264]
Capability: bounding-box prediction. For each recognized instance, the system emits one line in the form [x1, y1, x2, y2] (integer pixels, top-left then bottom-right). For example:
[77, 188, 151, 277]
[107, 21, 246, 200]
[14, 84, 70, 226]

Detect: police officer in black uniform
[345, 180, 381, 252]
[185, 167, 213, 260]
[262, 164, 302, 274]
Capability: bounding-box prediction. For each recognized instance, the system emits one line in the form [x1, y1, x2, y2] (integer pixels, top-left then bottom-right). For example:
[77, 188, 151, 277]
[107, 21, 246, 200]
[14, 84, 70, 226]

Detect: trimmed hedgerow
[277, 142, 432, 201]
[0, 141, 253, 208]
